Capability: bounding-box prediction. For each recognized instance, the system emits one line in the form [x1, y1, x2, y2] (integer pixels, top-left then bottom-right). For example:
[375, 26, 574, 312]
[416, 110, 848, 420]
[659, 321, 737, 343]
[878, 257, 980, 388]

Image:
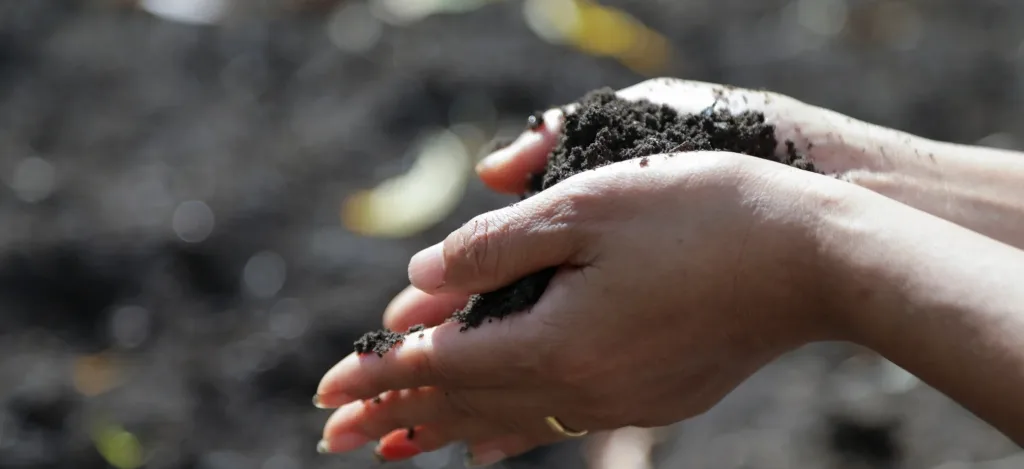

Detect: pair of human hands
[313, 78, 938, 466]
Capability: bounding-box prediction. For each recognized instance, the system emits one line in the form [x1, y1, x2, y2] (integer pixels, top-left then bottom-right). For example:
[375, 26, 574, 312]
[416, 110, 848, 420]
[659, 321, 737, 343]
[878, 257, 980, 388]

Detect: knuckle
[359, 397, 405, 435]
[542, 184, 603, 229]
[448, 212, 515, 278]
[407, 348, 446, 385]
[444, 390, 484, 419]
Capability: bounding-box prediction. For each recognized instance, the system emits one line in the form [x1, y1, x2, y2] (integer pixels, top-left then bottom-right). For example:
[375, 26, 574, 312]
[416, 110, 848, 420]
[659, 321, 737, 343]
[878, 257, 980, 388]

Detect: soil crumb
[456, 88, 817, 331]
[353, 329, 404, 357]
[355, 87, 818, 351]
[527, 111, 545, 130]
[406, 324, 424, 334]
[451, 267, 557, 331]
[406, 427, 416, 440]
[354, 324, 425, 356]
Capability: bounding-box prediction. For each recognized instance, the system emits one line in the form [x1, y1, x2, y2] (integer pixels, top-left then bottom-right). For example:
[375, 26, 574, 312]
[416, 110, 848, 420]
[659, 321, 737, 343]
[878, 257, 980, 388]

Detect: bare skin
[314, 79, 1024, 466]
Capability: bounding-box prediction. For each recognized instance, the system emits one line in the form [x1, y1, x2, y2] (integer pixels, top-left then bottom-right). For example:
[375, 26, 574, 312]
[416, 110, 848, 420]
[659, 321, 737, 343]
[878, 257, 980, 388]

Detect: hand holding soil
[479, 78, 1024, 248]
[319, 151, 850, 463]
[315, 79, 1024, 464]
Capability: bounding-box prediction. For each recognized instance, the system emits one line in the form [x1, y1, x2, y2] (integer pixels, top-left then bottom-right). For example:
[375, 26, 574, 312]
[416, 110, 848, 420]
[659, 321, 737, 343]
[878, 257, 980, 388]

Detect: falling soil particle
[354, 88, 817, 352]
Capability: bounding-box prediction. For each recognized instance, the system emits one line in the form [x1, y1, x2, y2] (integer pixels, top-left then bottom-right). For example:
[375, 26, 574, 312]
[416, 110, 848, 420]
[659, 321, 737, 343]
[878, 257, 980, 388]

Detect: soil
[352, 329, 404, 357]
[527, 111, 545, 131]
[353, 324, 425, 356]
[453, 89, 816, 331]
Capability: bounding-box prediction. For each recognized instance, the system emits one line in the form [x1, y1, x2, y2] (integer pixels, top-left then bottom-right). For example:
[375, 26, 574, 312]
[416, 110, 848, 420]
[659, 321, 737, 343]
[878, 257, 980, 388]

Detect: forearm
[779, 98, 1024, 248]
[842, 137, 1024, 249]
[820, 185, 1024, 443]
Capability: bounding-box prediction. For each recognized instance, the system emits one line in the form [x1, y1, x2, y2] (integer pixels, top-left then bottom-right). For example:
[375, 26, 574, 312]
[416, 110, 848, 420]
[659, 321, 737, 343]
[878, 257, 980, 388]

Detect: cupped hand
[315, 151, 850, 465]
[476, 77, 930, 195]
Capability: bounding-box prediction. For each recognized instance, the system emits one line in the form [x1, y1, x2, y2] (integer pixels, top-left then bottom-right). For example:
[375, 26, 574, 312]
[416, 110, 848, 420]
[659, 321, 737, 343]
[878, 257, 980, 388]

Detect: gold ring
[544, 416, 588, 438]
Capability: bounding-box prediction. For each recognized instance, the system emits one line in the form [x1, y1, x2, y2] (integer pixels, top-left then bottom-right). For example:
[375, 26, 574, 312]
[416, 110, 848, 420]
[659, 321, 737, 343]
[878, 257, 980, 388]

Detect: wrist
[809, 181, 1024, 440]
[789, 99, 1024, 249]
[800, 180, 912, 347]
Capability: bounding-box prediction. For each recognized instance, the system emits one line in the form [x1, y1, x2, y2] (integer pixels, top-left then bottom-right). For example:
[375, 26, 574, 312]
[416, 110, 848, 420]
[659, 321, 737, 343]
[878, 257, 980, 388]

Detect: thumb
[476, 109, 564, 194]
[407, 187, 587, 294]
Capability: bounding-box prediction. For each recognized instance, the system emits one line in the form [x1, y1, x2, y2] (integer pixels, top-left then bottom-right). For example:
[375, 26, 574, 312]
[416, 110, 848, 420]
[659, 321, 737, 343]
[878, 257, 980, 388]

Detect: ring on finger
[544, 416, 588, 438]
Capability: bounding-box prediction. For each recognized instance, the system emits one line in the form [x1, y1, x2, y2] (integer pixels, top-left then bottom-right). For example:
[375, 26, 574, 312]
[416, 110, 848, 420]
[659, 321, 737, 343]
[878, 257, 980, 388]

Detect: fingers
[377, 420, 505, 458]
[407, 186, 589, 294]
[317, 320, 532, 404]
[323, 388, 507, 460]
[321, 384, 542, 460]
[382, 285, 468, 332]
[322, 387, 453, 445]
[617, 77, 778, 117]
[620, 79, 948, 177]
[476, 109, 564, 194]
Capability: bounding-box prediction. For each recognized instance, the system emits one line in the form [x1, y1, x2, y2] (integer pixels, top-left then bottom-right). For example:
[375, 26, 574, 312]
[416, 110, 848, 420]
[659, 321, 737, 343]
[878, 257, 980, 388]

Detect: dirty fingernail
[465, 449, 507, 467]
[316, 440, 331, 454]
[476, 130, 545, 172]
[374, 437, 421, 462]
[408, 243, 445, 290]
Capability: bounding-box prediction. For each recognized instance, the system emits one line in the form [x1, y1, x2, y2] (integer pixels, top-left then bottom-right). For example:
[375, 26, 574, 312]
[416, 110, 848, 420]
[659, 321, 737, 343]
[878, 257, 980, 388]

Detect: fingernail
[320, 433, 371, 454]
[408, 243, 445, 290]
[465, 449, 507, 467]
[476, 131, 540, 173]
[374, 436, 421, 462]
[311, 393, 355, 409]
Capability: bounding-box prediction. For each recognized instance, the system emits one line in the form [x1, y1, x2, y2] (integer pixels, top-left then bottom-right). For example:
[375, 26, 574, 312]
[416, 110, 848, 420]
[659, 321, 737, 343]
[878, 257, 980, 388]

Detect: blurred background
[0, 0, 1022, 468]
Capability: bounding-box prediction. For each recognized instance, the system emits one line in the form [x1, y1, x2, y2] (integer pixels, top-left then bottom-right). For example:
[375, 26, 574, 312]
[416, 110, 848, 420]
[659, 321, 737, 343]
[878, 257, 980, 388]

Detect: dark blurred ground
[0, 1, 1021, 468]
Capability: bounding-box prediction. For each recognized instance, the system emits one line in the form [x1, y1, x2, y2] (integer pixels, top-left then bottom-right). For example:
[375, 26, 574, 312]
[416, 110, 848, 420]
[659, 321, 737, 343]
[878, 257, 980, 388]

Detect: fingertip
[408, 243, 445, 291]
[382, 286, 469, 332]
[477, 109, 564, 194]
[317, 353, 363, 402]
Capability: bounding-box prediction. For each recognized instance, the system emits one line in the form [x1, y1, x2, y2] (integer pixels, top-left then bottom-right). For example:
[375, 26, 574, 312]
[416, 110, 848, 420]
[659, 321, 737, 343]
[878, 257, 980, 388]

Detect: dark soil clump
[456, 88, 816, 330]
[353, 329, 405, 357]
[353, 323, 426, 356]
[450, 267, 557, 331]
[527, 111, 545, 130]
[355, 87, 817, 352]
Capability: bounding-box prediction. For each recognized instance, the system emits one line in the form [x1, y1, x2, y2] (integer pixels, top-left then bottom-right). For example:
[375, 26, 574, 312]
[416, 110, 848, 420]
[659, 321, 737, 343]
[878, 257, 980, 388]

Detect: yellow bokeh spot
[342, 129, 471, 238]
[524, 0, 673, 76]
[92, 422, 144, 469]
